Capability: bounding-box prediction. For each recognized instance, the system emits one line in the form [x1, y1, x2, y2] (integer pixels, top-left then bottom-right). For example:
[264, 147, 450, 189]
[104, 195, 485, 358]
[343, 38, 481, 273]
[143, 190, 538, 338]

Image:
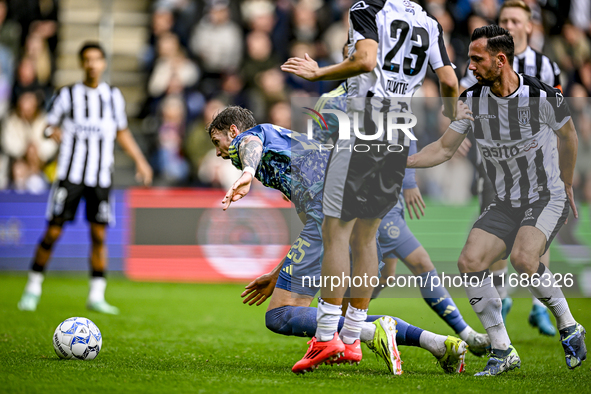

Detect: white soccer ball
[53, 317, 102, 360]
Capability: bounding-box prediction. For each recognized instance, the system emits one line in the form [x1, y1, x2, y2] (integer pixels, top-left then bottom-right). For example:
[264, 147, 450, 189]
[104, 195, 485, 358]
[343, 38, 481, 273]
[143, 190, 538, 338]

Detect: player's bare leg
[86, 223, 119, 315]
[18, 224, 63, 311]
[458, 228, 521, 376]
[511, 226, 586, 369]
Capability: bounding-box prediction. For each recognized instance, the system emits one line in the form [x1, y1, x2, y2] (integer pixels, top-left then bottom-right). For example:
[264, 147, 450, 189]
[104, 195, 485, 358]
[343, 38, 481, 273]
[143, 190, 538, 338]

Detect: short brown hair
[207, 106, 257, 136]
[499, 0, 532, 20]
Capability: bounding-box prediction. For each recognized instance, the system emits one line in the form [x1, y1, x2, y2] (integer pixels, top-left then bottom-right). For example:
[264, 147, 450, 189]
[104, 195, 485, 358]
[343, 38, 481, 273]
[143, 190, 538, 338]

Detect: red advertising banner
[126, 188, 295, 282]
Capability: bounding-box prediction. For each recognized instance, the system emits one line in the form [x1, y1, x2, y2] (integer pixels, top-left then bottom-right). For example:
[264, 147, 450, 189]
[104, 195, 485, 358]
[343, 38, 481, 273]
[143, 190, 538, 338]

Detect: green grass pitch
[1, 273, 589, 393]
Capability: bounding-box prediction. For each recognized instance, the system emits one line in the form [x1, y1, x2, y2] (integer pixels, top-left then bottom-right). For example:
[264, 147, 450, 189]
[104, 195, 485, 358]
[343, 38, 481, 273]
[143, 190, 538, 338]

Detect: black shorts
[322, 142, 408, 221]
[474, 195, 569, 259]
[477, 163, 496, 214]
[46, 179, 112, 226]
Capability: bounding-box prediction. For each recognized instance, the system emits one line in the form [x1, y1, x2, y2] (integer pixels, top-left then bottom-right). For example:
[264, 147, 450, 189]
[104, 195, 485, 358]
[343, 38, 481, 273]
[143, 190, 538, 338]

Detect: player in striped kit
[18, 42, 152, 314]
[463, 0, 563, 336]
[408, 25, 586, 376]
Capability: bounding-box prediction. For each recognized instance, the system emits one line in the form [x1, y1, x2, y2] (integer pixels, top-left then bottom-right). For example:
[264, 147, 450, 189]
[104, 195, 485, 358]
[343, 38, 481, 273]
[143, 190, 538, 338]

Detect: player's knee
[457, 252, 478, 274]
[265, 306, 289, 335]
[90, 228, 106, 245]
[44, 226, 63, 245]
[510, 249, 537, 275]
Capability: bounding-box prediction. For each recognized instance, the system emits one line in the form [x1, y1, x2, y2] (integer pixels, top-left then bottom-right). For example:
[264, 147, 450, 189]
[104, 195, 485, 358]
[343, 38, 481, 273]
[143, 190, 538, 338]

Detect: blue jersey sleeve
[402, 140, 417, 190]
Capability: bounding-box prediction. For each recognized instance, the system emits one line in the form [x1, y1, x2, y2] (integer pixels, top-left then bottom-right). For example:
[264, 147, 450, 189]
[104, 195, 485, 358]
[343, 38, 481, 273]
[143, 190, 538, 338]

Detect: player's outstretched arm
[281, 39, 377, 82]
[435, 65, 459, 121]
[241, 256, 285, 306]
[116, 128, 153, 186]
[407, 101, 472, 168]
[222, 135, 263, 210]
[407, 128, 466, 168]
[555, 118, 579, 219]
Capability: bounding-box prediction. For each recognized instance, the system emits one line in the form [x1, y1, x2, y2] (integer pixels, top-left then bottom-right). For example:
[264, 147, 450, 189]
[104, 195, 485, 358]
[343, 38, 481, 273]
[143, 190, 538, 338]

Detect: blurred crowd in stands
[0, 0, 590, 209]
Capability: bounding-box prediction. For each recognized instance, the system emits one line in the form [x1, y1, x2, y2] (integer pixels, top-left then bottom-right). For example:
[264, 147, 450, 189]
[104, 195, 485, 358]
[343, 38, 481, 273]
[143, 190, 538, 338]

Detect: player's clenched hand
[280, 53, 319, 81]
[241, 272, 278, 306]
[222, 172, 253, 211]
[403, 187, 425, 220]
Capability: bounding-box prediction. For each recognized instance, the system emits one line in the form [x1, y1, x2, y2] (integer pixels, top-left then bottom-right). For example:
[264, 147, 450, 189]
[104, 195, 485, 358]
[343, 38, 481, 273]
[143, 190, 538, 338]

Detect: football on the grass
[53, 317, 102, 360]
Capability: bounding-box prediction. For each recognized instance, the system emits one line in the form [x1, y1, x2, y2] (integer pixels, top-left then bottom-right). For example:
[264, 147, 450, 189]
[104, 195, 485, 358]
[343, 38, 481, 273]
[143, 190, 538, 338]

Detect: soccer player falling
[209, 106, 469, 375]
[408, 25, 587, 376]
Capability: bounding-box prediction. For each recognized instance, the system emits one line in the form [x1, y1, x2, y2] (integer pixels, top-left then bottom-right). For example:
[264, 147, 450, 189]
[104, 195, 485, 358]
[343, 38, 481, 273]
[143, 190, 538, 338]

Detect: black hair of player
[471, 25, 514, 65]
[78, 42, 106, 61]
[208, 106, 257, 136]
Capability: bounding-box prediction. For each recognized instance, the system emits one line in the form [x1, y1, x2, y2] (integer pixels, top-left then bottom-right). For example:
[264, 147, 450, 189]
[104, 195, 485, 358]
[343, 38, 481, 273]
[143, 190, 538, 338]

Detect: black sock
[31, 262, 45, 273]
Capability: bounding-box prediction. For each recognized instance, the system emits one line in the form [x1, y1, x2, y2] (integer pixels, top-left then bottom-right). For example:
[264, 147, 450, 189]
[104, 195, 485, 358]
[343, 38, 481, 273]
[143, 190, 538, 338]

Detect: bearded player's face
[468, 38, 502, 86]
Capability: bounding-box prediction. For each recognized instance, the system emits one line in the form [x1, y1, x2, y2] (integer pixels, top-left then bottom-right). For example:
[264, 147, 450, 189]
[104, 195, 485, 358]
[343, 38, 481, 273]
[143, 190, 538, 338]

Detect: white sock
[492, 267, 508, 298]
[532, 296, 546, 308]
[458, 326, 475, 342]
[316, 298, 341, 341]
[465, 272, 511, 350]
[339, 304, 367, 344]
[486, 323, 511, 350]
[528, 264, 576, 330]
[360, 322, 376, 343]
[25, 271, 44, 296]
[88, 277, 107, 303]
[419, 331, 447, 358]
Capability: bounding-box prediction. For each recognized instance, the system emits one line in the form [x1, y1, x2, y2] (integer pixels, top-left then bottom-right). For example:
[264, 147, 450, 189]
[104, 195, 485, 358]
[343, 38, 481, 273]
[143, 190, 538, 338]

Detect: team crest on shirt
[518, 107, 531, 125]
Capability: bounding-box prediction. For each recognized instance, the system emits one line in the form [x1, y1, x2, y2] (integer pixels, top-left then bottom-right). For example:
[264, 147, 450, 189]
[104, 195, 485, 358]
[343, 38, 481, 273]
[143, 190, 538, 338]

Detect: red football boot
[334, 339, 363, 365]
[292, 333, 345, 374]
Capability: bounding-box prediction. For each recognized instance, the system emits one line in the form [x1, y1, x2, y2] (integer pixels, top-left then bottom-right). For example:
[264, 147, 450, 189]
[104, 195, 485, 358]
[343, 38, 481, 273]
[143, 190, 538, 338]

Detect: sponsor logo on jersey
[480, 139, 539, 160]
[475, 114, 497, 120]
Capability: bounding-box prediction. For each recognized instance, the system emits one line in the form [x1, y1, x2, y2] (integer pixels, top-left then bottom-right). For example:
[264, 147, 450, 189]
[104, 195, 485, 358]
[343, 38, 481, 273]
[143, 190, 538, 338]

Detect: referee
[18, 42, 153, 314]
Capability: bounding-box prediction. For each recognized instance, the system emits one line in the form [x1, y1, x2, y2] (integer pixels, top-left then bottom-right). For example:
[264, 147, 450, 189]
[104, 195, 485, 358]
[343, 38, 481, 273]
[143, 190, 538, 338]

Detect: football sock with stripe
[419, 269, 468, 334]
[528, 263, 576, 330]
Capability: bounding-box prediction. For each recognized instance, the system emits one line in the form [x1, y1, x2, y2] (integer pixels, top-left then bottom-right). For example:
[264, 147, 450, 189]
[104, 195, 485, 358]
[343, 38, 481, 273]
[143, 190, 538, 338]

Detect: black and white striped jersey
[47, 82, 128, 188]
[347, 0, 452, 99]
[461, 46, 561, 89]
[450, 74, 571, 207]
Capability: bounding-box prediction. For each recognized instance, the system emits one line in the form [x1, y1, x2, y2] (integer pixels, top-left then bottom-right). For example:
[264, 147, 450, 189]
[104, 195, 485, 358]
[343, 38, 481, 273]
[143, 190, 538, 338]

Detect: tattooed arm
[222, 135, 263, 210]
[239, 135, 263, 170]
